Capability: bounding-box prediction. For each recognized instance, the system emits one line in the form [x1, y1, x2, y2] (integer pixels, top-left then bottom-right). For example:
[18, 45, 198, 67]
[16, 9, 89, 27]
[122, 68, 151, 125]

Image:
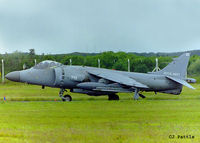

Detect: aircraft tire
[108, 94, 119, 100]
[62, 95, 72, 102]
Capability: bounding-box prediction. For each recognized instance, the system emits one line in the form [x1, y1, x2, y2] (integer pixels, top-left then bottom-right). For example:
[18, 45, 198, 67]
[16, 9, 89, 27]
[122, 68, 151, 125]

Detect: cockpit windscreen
[33, 60, 62, 69]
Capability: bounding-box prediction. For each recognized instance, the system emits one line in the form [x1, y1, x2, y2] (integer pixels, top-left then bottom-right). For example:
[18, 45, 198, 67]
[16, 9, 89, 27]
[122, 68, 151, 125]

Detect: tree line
[0, 50, 200, 78]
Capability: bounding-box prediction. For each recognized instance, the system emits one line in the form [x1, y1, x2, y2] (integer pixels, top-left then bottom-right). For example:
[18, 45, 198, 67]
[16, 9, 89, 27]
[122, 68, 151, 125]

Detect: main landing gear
[59, 88, 72, 102]
[134, 88, 146, 100]
[108, 94, 119, 100]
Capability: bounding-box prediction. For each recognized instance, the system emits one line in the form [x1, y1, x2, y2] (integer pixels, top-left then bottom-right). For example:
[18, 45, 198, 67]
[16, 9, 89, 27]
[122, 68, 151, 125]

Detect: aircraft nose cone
[5, 71, 20, 82]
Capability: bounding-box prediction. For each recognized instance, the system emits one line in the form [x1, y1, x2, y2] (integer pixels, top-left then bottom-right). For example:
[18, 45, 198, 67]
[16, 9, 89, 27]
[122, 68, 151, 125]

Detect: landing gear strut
[108, 94, 119, 100]
[59, 88, 72, 102]
[134, 89, 146, 100]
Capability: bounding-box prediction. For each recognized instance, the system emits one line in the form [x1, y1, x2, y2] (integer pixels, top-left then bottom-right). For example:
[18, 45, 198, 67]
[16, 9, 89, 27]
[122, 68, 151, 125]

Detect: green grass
[0, 81, 200, 142]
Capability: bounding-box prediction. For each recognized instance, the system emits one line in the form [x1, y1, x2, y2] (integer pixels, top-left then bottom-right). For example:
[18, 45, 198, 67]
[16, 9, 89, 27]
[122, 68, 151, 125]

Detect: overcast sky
[0, 0, 200, 54]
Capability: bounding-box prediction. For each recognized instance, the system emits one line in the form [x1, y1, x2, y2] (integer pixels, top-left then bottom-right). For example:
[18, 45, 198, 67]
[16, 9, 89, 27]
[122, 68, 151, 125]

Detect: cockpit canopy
[33, 60, 63, 69]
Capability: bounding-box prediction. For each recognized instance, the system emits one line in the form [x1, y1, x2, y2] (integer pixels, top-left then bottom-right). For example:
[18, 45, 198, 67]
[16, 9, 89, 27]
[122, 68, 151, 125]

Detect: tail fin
[155, 53, 190, 78]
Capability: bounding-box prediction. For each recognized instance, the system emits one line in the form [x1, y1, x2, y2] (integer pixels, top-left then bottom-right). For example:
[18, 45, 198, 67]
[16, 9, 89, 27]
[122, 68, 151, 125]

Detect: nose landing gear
[59, 88, 72, 101]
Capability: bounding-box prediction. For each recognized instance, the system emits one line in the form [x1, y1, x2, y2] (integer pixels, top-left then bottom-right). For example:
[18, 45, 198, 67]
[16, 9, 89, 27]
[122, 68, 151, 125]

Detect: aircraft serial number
[163, 72, 180, 76]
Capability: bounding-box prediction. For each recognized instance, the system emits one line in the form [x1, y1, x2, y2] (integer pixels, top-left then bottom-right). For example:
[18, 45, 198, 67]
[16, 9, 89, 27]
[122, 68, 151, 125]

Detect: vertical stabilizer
[155, 53, 190, 78]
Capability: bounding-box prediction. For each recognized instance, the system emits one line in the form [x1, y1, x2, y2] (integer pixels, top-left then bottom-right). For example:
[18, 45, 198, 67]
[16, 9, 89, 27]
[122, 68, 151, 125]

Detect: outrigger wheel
[62, 95, 72, 101]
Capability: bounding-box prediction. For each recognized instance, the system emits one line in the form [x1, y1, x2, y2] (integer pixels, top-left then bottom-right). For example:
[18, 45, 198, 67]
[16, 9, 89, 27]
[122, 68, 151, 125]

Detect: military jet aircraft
[5, 53, 194, 101]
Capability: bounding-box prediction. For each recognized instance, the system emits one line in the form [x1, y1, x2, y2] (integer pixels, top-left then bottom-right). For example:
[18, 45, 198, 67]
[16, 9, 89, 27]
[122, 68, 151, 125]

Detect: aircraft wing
[87, 69, 149, 89]
[166, 76, 195, 89]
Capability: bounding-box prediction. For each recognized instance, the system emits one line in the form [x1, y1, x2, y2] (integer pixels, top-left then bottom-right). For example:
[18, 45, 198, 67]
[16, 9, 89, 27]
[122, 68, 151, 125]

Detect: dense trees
[0, 51, 200, 79]
[188, 55, 200, 76]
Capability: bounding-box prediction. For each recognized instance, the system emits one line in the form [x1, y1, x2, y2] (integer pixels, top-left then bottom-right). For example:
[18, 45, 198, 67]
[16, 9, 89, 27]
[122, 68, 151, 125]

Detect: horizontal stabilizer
[166, 76, 195, 89]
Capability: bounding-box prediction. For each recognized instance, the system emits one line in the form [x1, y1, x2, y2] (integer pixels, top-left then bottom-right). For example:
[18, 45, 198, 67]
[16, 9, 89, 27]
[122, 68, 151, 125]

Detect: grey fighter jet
[6, 53, 194, 101]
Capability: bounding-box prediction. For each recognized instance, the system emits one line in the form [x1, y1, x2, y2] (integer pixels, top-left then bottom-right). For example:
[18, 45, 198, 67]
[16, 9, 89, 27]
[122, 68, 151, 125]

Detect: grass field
[0, 81, 200, 142]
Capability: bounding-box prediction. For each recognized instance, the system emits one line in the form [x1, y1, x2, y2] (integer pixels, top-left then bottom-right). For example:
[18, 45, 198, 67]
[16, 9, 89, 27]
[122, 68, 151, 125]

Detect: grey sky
[0, 0, 200, 54]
